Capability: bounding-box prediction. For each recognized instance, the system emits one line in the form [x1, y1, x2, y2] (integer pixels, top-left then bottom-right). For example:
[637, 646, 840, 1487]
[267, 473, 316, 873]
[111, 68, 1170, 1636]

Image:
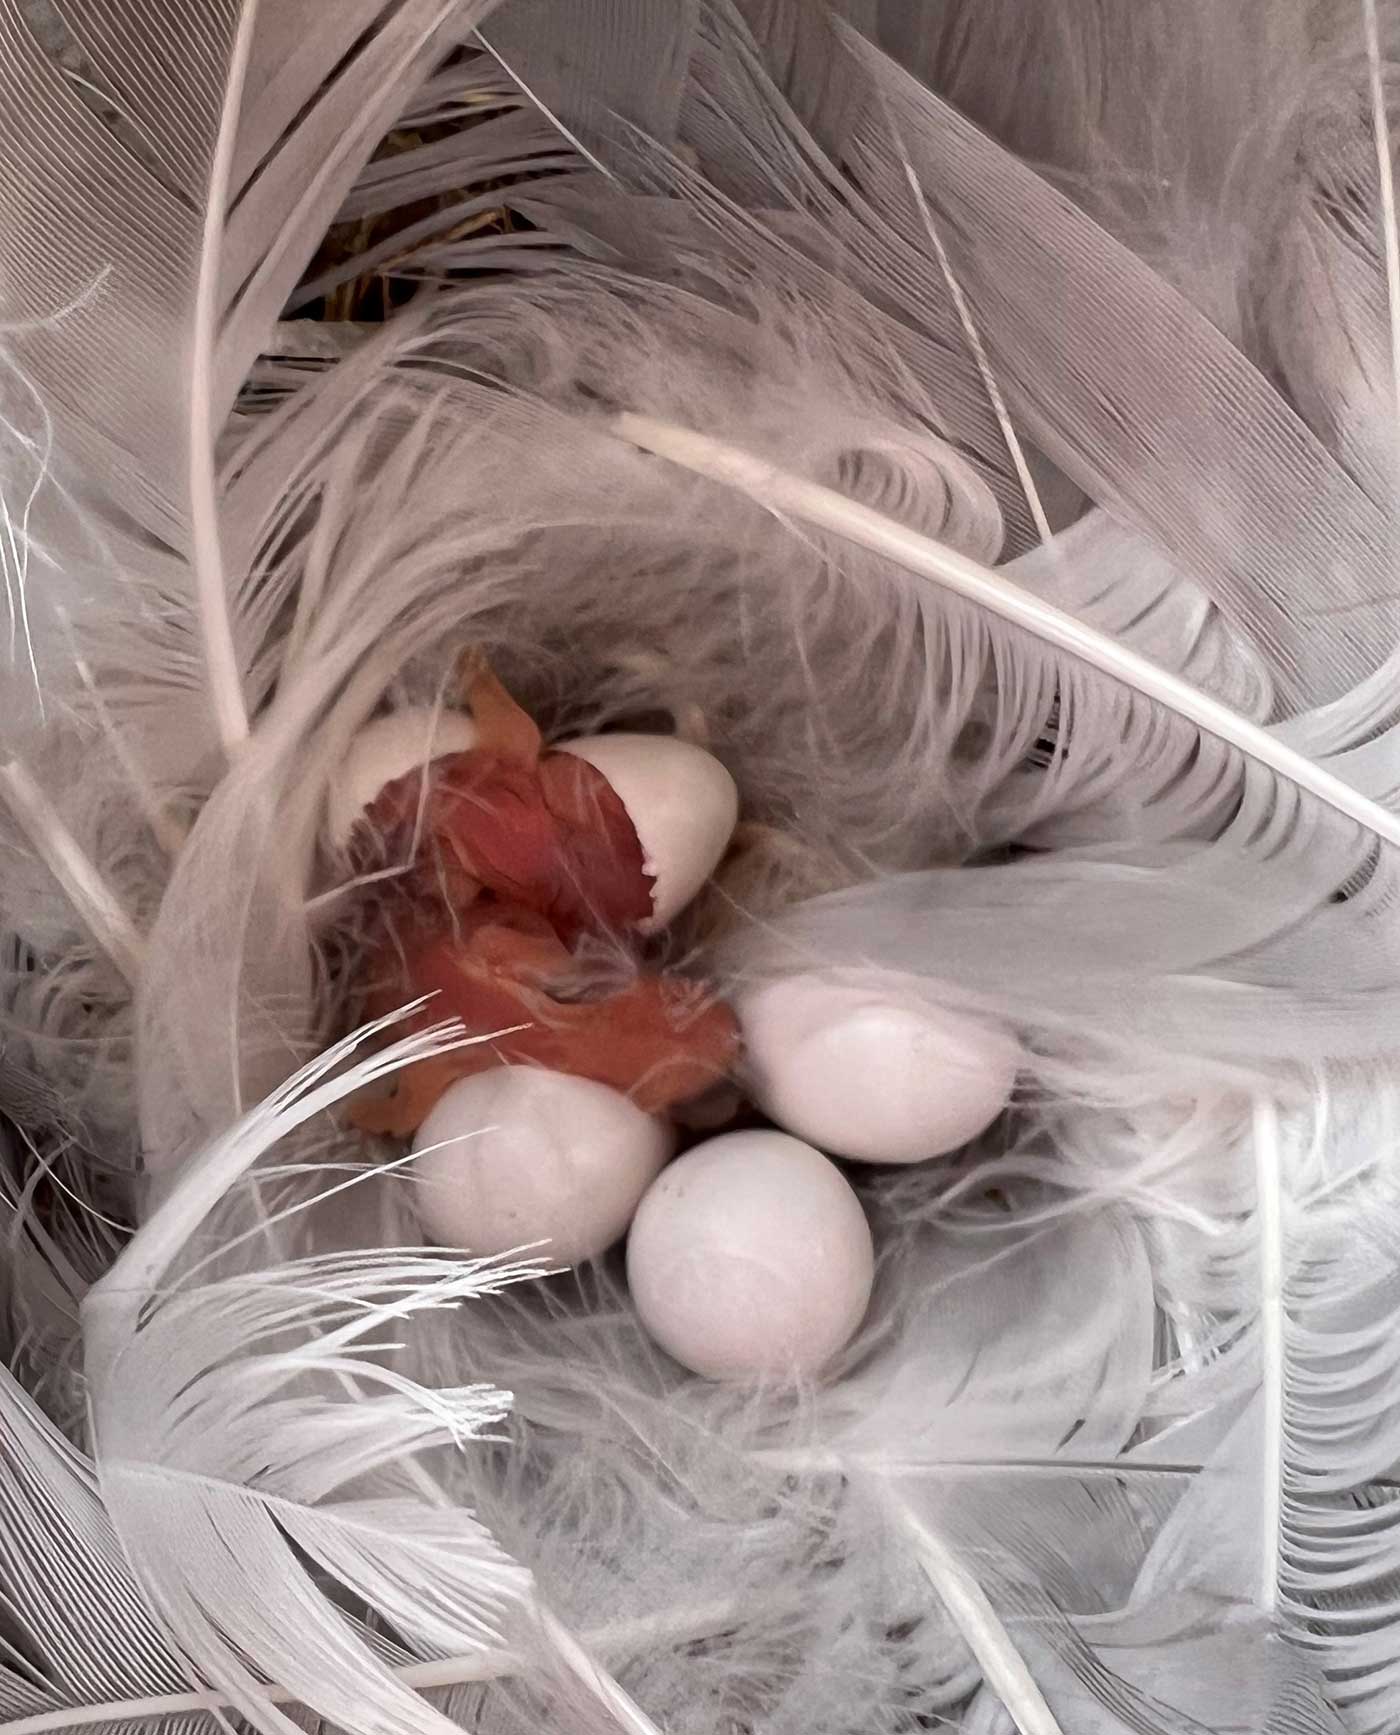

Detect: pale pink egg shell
[740, 975, 1019, 1164]
[554, 732, 738, 930]
[326, 708, 478, 848]
[626, 1129, 874, 1379]
[413, 1067, 675, 1266]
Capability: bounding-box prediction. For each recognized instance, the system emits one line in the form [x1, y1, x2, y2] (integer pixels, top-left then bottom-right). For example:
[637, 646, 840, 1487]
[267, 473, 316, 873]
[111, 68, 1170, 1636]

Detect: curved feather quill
[612, 410, 1400, 851]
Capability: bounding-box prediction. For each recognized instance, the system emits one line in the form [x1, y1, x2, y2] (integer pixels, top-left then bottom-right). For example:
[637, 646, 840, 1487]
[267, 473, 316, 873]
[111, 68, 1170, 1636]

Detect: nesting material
[3, 7, 1399, 1735]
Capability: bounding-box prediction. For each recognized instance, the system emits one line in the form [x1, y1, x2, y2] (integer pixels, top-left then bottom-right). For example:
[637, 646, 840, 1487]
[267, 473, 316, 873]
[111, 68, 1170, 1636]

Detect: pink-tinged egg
[326, 707, 478, 848]
[411, 1067, 674, 1266]
[739, 975, 1018, 1164]
[554, 733, 738, 930]
[626, 1130, 874, 1379]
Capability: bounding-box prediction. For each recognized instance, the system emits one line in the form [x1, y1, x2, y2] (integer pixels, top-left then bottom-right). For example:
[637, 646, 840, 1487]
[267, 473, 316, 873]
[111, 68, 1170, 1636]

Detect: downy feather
[0, 1018, 545, 1735]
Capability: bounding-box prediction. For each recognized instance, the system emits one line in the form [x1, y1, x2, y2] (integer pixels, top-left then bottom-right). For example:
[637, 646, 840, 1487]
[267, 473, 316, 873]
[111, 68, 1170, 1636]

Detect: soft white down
[739, 974, 1019, 1163]
[626, 1129, 874, 1379]
[554, 732, 739, 929]
[325, 707, 479, 848]
[412, 1067, 675, 1265]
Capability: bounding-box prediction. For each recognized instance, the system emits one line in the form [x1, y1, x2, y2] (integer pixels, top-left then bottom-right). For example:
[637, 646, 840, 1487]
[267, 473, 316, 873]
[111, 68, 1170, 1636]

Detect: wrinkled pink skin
[348, 663, 738, 1133]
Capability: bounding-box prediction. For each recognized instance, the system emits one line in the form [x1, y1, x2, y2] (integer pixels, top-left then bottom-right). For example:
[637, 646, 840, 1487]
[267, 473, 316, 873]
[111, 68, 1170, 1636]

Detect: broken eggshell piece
[554, 732, 739, 930]
[325, 706, 478, 849]
[626, 1129, 875, 1380]
[411, 1066, 675, 1266]
[739, 974, 1019, 1164]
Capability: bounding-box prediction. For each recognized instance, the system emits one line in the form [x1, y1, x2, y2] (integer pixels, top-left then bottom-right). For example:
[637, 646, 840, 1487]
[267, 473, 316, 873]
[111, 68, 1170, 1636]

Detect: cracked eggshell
[626, 1129, 874, 1380]
[554, 733, 738, 930]
[326, 707, 478, 848]
[739, 974, 1019, 1164]
[411, 1066, 675, 1266]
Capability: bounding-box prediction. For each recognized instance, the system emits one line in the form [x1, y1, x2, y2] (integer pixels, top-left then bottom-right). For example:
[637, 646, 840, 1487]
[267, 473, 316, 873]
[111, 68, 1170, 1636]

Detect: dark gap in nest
[0, 1611, 46, 1694]
[1332, 837, 1386, 904]
[293, 51, 568, 327]
[1316, 177, 1374, 249]
[1027, 687, 1063, 770]
[240, 20, 399, 206]
[3, 1117, 134, 1241]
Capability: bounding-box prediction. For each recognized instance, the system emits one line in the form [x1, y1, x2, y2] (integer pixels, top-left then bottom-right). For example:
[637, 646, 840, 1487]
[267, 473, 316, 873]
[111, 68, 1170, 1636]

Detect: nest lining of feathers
[0, 350, 1131, 1731]
[12, 8, 1400, 1735]
[0, 87, 1277, 1462]
[0, 266, 1126, 1431]
[1, 287, 1220, 1413]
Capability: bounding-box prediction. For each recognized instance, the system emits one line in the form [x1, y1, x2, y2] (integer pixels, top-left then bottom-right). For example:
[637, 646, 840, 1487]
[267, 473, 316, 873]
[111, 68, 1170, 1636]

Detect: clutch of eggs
[341, 706, 1013, 1377]
[405, 976, 1016, 1378]
[623, 966, 1018, 1375]
[413, 1083, 875, 1379]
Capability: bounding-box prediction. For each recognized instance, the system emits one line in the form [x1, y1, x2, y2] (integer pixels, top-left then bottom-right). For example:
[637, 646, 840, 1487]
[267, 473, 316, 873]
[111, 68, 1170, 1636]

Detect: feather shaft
[1254, 1098, 1286, 1617]
[0, 1600, 743, 1735]
[191, 1, 259, 757]
[892, 139, 1052, 545]
[471, 29, 615, 179]
[613, 411, 1400, 848]
[1363, 0, 1400, 483]
[0, 758, 144, 983]
[535, 1606, 665, 1735]
[873, 1481, 1065, 1735]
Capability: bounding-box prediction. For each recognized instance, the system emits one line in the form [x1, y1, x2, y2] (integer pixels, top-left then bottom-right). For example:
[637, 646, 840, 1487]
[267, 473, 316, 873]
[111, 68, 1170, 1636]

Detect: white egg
[326, 707, 478, 848]
[626, 1130, 874, 1379]
[412, 1068, 674, 1266]
[554, 733, 738, 930]
[740, 975, 1018, 1164]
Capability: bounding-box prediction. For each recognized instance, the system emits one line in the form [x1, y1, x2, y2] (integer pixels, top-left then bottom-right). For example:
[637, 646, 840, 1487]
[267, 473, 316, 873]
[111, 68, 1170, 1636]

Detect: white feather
[80, 1018, 539, 1732]
[613, 411, 1400, 849]
[0, 0, 486, 769]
